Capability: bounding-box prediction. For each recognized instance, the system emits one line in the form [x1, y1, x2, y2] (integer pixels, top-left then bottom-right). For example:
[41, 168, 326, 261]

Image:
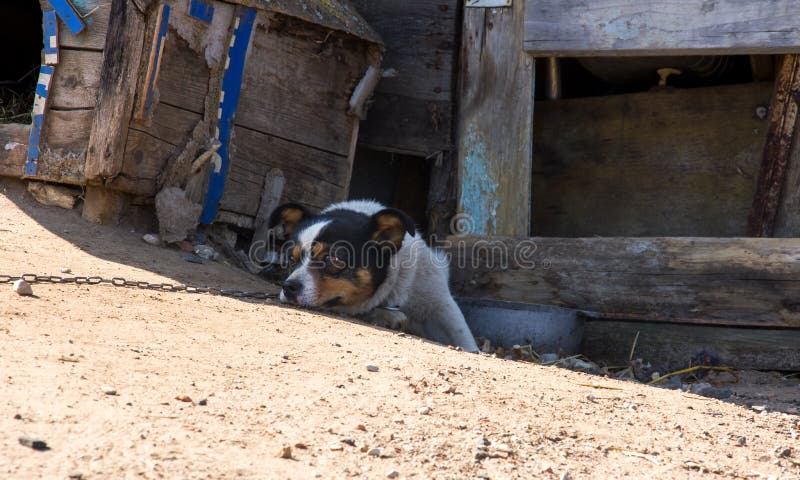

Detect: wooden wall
[218, 13, 367, 218]
[532, 83, 772, 237]
[349, 0, 459, 155]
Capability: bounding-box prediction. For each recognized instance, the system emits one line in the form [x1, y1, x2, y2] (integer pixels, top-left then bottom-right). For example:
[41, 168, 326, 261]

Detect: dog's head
[268, 202, 415, 309]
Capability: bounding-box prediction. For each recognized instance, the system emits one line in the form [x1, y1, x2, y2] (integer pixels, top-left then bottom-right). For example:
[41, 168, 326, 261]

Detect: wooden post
[84, 0, 147, 183]
[82, 187, 128, 225]
[748, 55, 800, 237]
[456, 0, 534, 237]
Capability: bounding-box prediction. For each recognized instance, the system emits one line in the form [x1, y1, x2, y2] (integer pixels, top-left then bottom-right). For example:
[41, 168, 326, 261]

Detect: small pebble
[60, 267, 72, 274]
[367, 447, 381, 457]
[778, 448, 792, 458]
[737, 436, 747, 446]
[13, 414, 22, 420]
[18, 436, 48, 451]
[386, 470, 399, 479]
[101, 385, 117, 396]
[560, 473, 573, 480]
[341, 438, 356, 447]
[366, 364, 379, 373]
[142, 233, 160, 245]
[175, 395, 192, 403]
[418, 406, 431, 415]
[277, 445, 292, 459]
[12, 279, 33, 296]
[478, 437, 491, 446]
[198, 398, 208, 406]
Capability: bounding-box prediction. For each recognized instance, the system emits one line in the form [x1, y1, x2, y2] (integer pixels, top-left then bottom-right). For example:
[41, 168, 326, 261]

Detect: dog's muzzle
[280, 279, 302, 304]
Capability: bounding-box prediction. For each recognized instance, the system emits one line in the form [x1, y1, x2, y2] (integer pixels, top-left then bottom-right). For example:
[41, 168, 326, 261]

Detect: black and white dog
[268, 200, 478, 352]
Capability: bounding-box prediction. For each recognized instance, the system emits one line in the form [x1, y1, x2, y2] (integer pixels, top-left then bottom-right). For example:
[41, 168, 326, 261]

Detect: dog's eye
[324, 255, 346, 272]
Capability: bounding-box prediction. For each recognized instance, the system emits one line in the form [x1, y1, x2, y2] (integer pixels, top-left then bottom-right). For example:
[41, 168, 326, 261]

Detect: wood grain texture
[0, 124, 30, 179]
[533, 83, 772, 237]
[524, 0, 800, 56]
[84, 0, 147, 182]
[448, 236, 800, 328]
[234, 13, 364, 157]
[49, 50, 103, 109]
[59, 3, 111, 50]
[349, 0, 458, 154]
[220, 126, 349, 217]
[155, 33, 210, 115]
[37, 110, 95, 185]
[583, 320, 800, 371]
[110, 103, 201, 195]
[749, 55, 800, 237]
[0, 112, 94, 186]
[457, 2, 534, 236]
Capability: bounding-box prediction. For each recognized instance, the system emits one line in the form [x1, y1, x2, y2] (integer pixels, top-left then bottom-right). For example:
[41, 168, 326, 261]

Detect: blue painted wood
[25, 66, 55, 176]
[49, 0, 86, 35]
[200, 7, 257, 224]
[142, 4, 171, 116]
[189, 0, 215, 23]
[43, 10, 59, 65]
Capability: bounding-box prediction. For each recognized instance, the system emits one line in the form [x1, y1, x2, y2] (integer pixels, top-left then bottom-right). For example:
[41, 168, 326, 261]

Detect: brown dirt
[1, 178, 798, 479]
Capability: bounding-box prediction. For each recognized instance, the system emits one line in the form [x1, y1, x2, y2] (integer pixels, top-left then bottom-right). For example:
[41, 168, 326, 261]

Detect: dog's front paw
[362, 308, 408, 331]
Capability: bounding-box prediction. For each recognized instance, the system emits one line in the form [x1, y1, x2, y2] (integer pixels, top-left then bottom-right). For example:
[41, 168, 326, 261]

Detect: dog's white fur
[283, 200, 478, 352]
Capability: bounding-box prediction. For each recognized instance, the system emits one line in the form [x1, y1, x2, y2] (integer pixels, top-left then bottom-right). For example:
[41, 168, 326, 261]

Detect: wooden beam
[583, 320, 800, 372]
[524, 0, 800, 56]
[456, 1, 534, 236]
[448, 236, 800, 328]
[748, 55, 800, 237]
[84, 0, 147, 183]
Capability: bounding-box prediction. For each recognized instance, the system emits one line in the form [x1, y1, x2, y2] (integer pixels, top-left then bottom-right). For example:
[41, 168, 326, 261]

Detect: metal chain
[0, 273, 279, 301]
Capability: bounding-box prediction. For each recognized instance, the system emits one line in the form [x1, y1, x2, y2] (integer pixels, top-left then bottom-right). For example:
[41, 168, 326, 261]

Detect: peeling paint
[459, 124, 499, 235]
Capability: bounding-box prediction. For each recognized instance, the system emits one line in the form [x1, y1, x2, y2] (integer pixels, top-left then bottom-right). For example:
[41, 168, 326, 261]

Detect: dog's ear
[370, 208, 416, 251]
[269, 203, 315, 240]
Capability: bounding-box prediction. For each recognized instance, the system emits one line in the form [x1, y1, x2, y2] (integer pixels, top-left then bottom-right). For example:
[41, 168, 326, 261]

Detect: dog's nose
[281, 279, 302, 303]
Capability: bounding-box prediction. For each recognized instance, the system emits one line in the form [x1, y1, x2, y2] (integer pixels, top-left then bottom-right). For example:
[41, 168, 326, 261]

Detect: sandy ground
[0, 178, 798, 480]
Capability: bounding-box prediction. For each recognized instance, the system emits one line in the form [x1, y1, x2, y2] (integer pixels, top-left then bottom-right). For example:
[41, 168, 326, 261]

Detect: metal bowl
[458, 298, 586, 355]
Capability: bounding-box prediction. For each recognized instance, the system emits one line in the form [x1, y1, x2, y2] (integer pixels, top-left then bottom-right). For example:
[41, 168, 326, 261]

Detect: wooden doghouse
[0, 0, 382, 227]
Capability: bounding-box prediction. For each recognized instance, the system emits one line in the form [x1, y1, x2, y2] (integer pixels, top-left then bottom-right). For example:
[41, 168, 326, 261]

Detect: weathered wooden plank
[156, 33, 210, 115]
[49, 49, 103, 109]
[84, 0, 147, 182]
[524, 0, 800, 56]
[358, 95, 454, 156]
[533, 83, 772, 237]
[0, 112, 92, 185]
[110, 103, 201, 195]
[448, 237, 800, 328]
[37, 109, 94, 185]
[234, 12, 364, 157]
[583, 320, 800, 371]
[457, 2, 534, 236]
[749, 55, 800, 237]
[0, 124, 30, 179]
[349, 0, 458, 153]
[219, 126, 349, 217]
[59, 2, 111, 50]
